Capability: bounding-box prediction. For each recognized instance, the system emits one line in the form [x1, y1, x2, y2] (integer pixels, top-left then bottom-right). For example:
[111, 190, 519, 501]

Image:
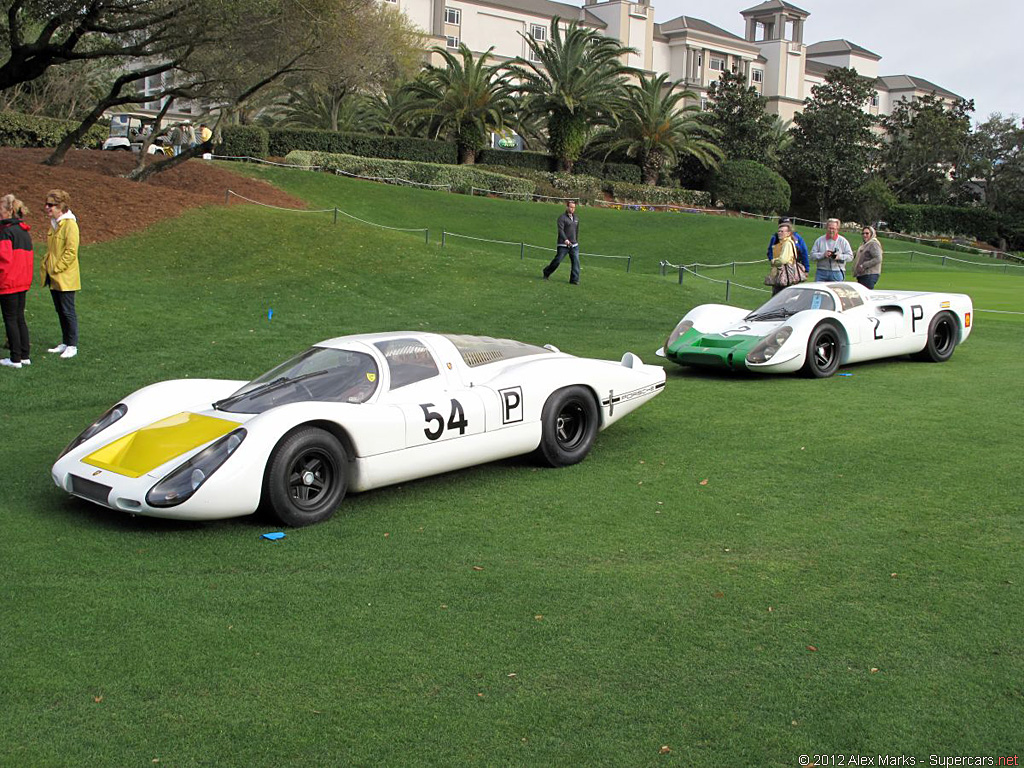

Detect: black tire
[537, 386, 599, 467]
[265, 427, 347, 527]
[915, 311, 959, 362]
[802, 323, 843, 378]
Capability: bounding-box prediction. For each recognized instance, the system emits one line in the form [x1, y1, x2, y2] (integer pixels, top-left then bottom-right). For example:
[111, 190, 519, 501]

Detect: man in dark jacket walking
[542, 200, 580, 285]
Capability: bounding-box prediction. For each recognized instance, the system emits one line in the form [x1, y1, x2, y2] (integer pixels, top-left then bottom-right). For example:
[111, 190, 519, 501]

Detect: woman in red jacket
[0, 193, 33, 369]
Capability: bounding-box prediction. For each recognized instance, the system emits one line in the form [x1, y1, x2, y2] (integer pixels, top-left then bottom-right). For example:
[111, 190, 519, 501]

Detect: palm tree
[400, 44, 515, 164]
[275, 85, 384, 133]
[506, 18, 636, 172]
[591, 73, 724, 185]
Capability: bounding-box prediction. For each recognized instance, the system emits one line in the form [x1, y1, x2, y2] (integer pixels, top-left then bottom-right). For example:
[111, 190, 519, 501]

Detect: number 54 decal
[419, 399, 469, 440]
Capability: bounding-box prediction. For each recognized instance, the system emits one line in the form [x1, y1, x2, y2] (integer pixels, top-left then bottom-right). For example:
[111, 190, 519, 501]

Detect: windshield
[215, 347, 379, 414]
[745, 287, 837, 321]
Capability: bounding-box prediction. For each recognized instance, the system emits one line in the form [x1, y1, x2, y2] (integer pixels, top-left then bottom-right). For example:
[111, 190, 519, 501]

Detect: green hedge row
[604, 181, 711, 208]
[711, 160, 791, 216]
[286, 150, 535, 197]
[0, 111, 107, 149]
[220, 125, 269, 158]
[476, 149, 641, 184]
[887, 204, 1002, 242]
[267, 128, 458, 164]
[476, 165, 603, 202]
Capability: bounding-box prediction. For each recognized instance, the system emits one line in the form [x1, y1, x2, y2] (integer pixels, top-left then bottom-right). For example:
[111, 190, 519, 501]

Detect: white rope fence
[441, 231, 633, 271]
[210, 154, 320, 170]
[469, 186, 578, 203]
[887, 249, 1024, 270]
[334, 169, 451, 190]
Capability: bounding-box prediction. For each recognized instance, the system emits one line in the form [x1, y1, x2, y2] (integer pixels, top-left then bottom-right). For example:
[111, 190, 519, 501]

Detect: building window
[709, 56, 726, 72]
[530, 23, 546, 41]
[446, 35, 459, 48]
[444, 7, 460, 25]
[871, 92, 880, 107]
[700, 97, 708, 111]
[752, 69, 763, 84]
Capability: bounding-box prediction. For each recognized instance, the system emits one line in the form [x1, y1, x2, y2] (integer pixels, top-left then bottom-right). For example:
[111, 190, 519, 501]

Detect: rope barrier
[225, 190, 429, 235]
[225, 190, 333, 213]
[886, 249, 1024, 270]
[469, 186, 570, 203]
[210, 154, 319, 169]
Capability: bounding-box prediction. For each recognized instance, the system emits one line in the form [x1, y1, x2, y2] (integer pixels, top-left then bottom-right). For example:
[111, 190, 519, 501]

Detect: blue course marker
[261, 532, 286, 541]
[838, 372, 853, 377]
[268, 308, 273, 320]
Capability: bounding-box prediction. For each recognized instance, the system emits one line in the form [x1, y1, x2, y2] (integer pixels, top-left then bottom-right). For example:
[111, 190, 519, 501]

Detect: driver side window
[375, 339, 440, 390]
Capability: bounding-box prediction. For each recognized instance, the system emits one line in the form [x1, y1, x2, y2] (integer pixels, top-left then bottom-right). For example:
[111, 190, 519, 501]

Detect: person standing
[854, 225, 884, 289]
[765, 217, 810, 276]
[41, 189, 80, 359]
[765, 221, 807, 295]
[542, 200, 581, 285]
[0, 193, 33, 369]
[810, 218, 854, 281]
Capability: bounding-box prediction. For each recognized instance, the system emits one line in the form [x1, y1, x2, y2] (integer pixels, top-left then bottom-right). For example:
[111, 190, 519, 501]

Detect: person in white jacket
[810, 218, 853, 281]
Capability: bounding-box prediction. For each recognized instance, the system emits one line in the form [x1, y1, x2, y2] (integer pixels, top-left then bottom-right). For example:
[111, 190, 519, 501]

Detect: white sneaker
[0, 358, 22, 369]
[48, 344, 67, 354]
[21, 358, 30, 365]
[60, 346, 78, 359]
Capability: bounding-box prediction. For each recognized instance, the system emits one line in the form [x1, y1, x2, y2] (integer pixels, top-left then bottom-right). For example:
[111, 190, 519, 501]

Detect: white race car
[658, 282, 973, 377]
[52, 333, 666, 526]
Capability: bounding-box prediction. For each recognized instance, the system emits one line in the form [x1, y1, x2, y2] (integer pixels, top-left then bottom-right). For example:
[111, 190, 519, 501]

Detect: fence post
[627, 256, 632, 273]
[520, 242, 525, 260]
[441, 230, 446, 248]
[732, 261, 736, 274]
[693, 264, 698, 276]
[678, 266, 684, 285]
[726, 280, 731, 301]
[425, 229, 429, 245]
[333, 207, 338, 225]
[942, 255, 947, 266]
[660, 261, 666, 277]
[225, 190, 230, 205]
[910, 251, 914, 262]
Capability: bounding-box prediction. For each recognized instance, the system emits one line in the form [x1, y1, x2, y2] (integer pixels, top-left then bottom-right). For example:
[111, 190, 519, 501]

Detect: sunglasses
[44, 202, 57, 207]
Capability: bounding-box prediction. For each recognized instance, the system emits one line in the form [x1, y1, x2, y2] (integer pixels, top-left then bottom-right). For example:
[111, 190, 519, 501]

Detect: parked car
[53, 332, 666, 526]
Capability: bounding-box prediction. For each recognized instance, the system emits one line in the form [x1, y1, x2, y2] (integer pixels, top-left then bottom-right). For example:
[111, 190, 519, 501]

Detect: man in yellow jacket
[41, 189, 80, 359]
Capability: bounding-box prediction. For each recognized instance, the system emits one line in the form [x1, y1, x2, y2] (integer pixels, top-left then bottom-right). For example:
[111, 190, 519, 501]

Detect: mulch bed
[0, 147, 307, 244]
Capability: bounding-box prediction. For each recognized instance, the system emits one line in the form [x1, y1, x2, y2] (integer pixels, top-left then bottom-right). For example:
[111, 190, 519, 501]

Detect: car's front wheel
[915, 311, 958, 362]
[266, 427, 347, 527]
[802, 322, 843, 378]
[537, 386, 599, 467]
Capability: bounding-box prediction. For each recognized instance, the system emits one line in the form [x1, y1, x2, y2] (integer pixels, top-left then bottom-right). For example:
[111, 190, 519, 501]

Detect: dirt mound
[0, 148, 307, 244]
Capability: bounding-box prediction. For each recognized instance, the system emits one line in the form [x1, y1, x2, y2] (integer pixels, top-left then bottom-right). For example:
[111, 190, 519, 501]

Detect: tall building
[389, 0, 962, 119]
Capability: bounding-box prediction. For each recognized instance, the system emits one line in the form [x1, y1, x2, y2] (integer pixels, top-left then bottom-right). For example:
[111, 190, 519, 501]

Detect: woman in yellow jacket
[41, 189, 80, 359]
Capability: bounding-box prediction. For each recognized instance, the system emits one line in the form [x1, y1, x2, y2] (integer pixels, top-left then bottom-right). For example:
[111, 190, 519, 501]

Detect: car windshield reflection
[215, 347, 380, 414]
[745, 287, 837, 321]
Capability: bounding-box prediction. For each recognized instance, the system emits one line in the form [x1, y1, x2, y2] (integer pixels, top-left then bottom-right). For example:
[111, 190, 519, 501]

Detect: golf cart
[102, 113, 171, 155]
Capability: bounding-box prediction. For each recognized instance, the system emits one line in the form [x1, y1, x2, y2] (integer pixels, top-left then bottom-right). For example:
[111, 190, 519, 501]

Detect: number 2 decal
[420, 399, 468, 440]
[721, 325, 751, 337]
[869, 316, 883, 340]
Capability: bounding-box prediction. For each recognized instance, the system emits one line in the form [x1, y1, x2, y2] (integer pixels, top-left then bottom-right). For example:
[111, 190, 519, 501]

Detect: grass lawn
[2, 165, 1022, 766]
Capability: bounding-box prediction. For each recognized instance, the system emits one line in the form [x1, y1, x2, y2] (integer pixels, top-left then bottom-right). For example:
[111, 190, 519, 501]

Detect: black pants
[50, 289, 78, 346]
[0, 291, 29, 362]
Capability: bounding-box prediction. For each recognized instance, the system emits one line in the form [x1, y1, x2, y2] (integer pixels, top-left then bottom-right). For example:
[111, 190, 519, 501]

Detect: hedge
[220, 125, 269, 158]
[604, 181, 711, 208]
[286, 150, 535, 197]
[574, 159, 642, 185]
[267, 128, 457, 164]
[471, 165, 602, 202]
[0, 111, 107, 149]
[887, 204, 1002, 243]
[477, 149, 552, 172]
[711, 160, 790, 215]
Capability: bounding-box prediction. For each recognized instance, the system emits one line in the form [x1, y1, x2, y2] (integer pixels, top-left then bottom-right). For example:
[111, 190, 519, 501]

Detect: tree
[506, 18, 635, 172]
[876, 94, 974, 204]
[712, 159, 790, 215]
[703, 69, 778, 165]
[590, 73, 722, 185]
[784, 67, 877, 221]
[400, 44, 514, 164]
[958, 114, 1024, 215]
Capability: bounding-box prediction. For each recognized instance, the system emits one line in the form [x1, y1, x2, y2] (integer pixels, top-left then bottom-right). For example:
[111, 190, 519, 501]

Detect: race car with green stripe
[657, 282, 972, 378]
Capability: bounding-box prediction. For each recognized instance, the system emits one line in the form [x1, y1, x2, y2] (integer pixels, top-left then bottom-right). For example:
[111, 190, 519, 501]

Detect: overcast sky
[652, 0, 1022, 123]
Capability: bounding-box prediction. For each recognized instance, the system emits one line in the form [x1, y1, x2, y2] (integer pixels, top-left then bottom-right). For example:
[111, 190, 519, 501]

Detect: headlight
[146, 428, 247, 508]
[59, 404, 127, 458]
[747, 327, 793, 364]
[665, 319, 694, 351]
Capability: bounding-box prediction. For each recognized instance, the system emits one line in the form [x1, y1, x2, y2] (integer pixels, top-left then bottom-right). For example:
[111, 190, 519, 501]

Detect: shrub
[887, 204, 1001, 242]
[604, 181, 711, 208]
[477, 149, 553, 172]
[574, 159, 642, 185]
[287, 151, 534, 197]
[854, 178, 897, 226]
[0, 111, 107, 149]
[267, 128, 458, 164]
[711, 160, 790, 215]
[220, 125, 269, 158]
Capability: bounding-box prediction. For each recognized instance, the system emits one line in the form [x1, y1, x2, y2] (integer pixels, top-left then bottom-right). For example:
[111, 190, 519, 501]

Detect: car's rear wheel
[537, 386, 599, 467]
[915, 311, 958, 362]
[266, 427, 347, 527]
[802, 323, 842, 378]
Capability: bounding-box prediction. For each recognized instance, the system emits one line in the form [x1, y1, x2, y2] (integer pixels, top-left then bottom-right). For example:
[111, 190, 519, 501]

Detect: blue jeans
[50, 289, 78, 346]
[543, 244, 580, 284]
[857, 274, 879, 289]
[815, 269, 845, 282]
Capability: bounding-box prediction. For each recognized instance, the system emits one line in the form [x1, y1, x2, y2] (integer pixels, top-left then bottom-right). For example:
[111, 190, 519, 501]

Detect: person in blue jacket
[765, 217, 809, 273]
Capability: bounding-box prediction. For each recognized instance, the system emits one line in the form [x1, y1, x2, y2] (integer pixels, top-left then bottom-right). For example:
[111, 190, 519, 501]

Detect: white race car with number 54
[52, 333, 665, 526]
[658, 282, 973, 377]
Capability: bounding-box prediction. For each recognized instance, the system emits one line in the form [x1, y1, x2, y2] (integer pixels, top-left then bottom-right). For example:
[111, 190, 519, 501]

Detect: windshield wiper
[213, 370, 331, 409]
[746, 308, 797, 321]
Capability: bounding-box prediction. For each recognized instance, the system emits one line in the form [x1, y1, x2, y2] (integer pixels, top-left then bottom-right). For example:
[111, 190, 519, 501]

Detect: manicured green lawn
[3, 165, 1021, 766]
